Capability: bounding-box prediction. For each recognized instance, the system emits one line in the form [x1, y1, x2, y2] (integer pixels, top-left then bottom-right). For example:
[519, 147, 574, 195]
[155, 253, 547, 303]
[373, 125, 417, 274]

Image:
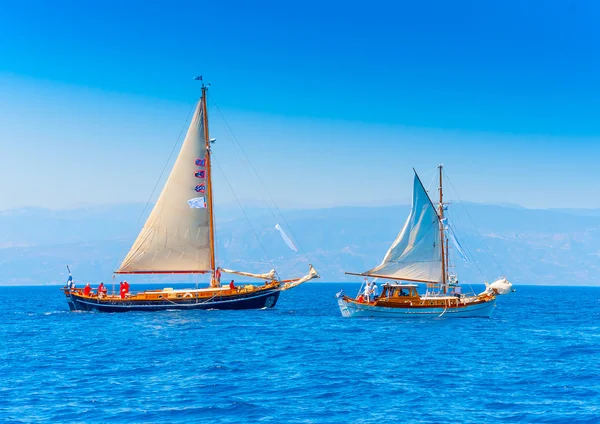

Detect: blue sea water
[0, 283, 599, 423]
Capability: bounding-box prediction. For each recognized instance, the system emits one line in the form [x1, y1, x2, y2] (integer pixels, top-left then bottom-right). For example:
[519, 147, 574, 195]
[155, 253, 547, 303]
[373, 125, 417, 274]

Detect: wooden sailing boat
[63, 80, 318, 312]
[336, 165, 512, 318]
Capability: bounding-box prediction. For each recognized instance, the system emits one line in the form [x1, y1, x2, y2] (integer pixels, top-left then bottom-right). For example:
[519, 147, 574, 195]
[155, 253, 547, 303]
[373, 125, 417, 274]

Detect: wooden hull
[65, 288, 281, 312]
[337, 296, 495, 318]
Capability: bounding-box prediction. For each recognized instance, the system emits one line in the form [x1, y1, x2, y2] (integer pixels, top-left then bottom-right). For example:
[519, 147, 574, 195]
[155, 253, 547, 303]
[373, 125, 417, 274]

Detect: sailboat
[63, 80, 318, 312]
[336, 165, 512, 318]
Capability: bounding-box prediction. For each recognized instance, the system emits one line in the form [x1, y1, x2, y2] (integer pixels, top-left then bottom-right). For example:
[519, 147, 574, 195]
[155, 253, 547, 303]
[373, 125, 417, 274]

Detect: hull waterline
[337, 296, 495, 318]
[67, 289, 280, 312]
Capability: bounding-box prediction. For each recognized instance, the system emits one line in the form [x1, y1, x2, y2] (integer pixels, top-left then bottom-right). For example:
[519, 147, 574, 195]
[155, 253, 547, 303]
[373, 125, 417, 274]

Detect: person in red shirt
[83, 283, 91, 296]
[120, 281, 130, 299]
[229, 280, 235, 290]
[97, 282, 107, 298]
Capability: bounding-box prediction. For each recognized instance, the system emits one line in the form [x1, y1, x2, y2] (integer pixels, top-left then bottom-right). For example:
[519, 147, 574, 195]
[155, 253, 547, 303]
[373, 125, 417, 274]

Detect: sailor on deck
[120, 281, 130, 299]
[83, 283, 91, 296]
[97, 282, 107, 298]
[363, 279, 372, 302]
[371, 282, 379, 301]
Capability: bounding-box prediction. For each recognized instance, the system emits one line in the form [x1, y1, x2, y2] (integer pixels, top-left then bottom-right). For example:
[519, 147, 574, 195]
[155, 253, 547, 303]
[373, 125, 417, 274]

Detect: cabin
[379, 283, 419, 299]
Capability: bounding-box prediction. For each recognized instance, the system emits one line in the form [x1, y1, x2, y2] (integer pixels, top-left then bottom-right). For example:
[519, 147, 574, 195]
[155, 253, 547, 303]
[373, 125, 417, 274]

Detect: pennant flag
[195, 184, 206, 193]
[275, 223, 298, 252]
[441, 218, 470, 263]
[194, 170, 206, 178]
[188, 197, 207, 208]
[195, 159, 206, 167]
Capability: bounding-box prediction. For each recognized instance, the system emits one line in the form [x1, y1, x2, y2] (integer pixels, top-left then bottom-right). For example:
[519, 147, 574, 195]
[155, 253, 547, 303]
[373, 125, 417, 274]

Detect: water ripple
[0, 284, 599, 423]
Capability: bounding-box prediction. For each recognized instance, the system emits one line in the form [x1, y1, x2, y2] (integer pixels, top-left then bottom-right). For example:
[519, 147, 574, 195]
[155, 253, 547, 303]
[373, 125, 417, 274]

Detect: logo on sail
[195, 159, 206, 167]
[194, 170, 206, 178]
[187, 197, 207, 209]
[195, 184, 206, 193]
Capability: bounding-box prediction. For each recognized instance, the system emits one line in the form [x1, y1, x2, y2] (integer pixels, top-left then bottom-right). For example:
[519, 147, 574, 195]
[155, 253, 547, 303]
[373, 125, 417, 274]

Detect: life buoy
[184, 292, 193, 298]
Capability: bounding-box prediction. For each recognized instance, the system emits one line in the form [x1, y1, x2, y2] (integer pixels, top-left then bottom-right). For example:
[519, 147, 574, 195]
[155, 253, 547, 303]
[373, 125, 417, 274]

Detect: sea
[0, 283, 599, 423]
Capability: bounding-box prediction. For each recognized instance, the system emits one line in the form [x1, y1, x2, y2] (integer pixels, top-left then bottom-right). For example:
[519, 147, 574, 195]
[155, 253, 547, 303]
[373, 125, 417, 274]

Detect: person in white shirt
[371, 282, 379, 301]
[363, 279, 372, 302]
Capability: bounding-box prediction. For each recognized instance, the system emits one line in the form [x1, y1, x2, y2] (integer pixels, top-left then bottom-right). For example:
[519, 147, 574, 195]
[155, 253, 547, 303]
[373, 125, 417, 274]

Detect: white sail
[365, 174, 443, 282]
[117, 100, 212, 273]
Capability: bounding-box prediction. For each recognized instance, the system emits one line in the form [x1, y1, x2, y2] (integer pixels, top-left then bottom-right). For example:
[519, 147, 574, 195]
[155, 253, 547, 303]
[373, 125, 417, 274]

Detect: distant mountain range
[0, 202, 598, 286]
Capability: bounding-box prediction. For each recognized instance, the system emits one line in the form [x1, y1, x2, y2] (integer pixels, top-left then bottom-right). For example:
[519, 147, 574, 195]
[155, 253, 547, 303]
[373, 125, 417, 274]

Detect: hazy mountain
[0, 202, 598, 286]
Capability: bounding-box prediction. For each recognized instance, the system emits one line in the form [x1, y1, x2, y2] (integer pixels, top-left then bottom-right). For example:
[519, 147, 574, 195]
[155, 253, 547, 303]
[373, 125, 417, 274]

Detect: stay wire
[211, 152, 279, 279]
[136, 101, 197, 224]
[209, 97, 312, 264]
[426, 172, 437, 194]
[448, 219, 487, 290]
[443, 171, 505, 277]
[442, 192, 487, 294]
[443, 184, 489, 284]
[210, 106, 281, 224]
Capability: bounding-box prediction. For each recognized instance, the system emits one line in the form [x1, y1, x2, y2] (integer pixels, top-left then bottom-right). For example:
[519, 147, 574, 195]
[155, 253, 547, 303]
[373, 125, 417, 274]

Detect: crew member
[120, 281, 130, 299]
[97, 282, 107, 298]
[229, 280, 235, 290]
[363, 279, 372, 302]
[83, 283, 92, 296]
[371, 282, 379, 300]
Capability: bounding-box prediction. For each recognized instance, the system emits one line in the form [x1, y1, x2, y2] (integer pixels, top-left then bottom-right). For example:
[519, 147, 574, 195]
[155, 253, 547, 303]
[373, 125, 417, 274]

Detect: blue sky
[1, 0, 599, 210]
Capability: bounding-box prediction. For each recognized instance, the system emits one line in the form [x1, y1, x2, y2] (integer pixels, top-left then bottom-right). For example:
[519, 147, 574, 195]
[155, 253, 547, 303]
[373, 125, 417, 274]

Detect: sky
[1, 0, 600, 210]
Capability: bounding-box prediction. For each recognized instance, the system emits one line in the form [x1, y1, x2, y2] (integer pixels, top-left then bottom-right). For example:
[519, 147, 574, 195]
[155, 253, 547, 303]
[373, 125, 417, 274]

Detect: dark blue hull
[67, 289, 280, 312]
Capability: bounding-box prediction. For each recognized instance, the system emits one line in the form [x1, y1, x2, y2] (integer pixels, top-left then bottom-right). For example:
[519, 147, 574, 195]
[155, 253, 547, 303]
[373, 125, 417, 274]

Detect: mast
[438, 164, 447, 293]
[201, 83, 218, 287]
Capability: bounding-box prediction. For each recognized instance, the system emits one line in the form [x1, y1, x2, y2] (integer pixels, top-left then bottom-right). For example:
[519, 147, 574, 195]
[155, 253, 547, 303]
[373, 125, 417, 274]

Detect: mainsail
[364, 173, 443, 283]
[116, 100, 212, 274]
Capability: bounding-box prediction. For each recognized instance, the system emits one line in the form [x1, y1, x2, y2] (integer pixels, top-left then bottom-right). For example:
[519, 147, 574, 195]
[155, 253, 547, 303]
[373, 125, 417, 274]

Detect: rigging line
[207, 109, 305, 272]
[426, 172, 437, 194]
[448, 221, 487, 289]
[441, 192, 485, 295]
[136, 102, 197, 225]
[443, 171, 505, 276]
[209, 97, 312, 264]
[419, 166, 439, 179]
[210, 98, 308, 262]
[211, 152, 279, 279]
[443, 190, 488, 285]
[210, 106, 282, 224]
